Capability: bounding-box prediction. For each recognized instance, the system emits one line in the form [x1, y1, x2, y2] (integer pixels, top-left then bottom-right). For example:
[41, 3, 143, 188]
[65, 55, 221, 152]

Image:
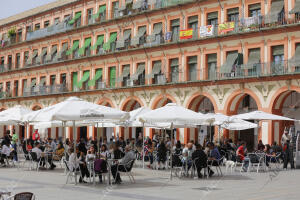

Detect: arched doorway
[271, 89, 300, 144]
[121, 98, 143, 140]
[226, 93, 259, 151]
[187, 94, 216, 145]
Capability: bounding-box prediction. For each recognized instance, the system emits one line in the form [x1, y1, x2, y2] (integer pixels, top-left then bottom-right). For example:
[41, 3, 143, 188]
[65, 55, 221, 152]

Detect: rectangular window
[187, 56, 197, 81]
[34, 23, 40, 30]
[26, 26, 32, 33]
[121, 64, 130, 86]
[87, 8, 93, 24]
[188, 16, 198, 39]
[152, 60, 162, 84]
[17, 28, 22, 42]
[8, 55, 12, 70]
[22, 79, 27, 96]
[227, 7, 239, 22]
[247, 48, 261, 76]
[16, 53, 20, 69]
[171, 19, 180, 42]
[272, 45, 284, 75]
[207, 12, 218, 25]
[136, 62, 145, 85]
[14, 80, 18, 97]
[6, 82, 11, 94]
[170, 58, 179, 82]
[54, 17, 60, 24]
[112, 1, 119, 18]
[207, 53, 217, 80]
[50, 75, 56, 85]
[24, 51, 29, 66]
[44, 20, 50, 28]
[60, 73, 66, 84]
[249, 3, 261, 17]
[109, 67, 116, 88]
[32, 49, 38, 65]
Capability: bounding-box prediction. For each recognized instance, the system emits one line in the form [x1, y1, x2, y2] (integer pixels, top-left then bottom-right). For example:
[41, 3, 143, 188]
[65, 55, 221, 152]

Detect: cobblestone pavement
[0, 165, 300, 200]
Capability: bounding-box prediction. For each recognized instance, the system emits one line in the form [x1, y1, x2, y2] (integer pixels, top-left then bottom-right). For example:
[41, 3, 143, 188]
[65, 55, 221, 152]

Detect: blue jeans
[12, 143, 18, 161]
[243, 157, 250, 170]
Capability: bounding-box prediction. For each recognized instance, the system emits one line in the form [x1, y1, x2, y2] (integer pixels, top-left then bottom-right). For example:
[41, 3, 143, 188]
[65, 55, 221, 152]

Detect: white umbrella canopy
[221, 119, 258, 130]
[24, 96, 129, 123]
[231, 110, 295, 121]
[0, 105, 33, 125]
[31, 121, 93, 129]
[139, 103, 211, 126]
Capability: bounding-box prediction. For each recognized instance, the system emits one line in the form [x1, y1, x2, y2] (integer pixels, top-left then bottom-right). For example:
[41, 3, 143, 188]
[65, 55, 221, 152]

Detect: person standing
[281, 130, 294, 169]
[11, 129, 18, 161]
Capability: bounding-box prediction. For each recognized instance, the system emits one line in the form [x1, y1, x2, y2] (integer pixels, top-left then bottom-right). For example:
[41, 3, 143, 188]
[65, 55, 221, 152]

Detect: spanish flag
[179, 29, 193, 39]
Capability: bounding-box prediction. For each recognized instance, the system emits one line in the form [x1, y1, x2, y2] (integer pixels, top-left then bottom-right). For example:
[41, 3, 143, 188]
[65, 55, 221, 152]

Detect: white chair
[117, 159, 135, 183]
[64, 159, 82, 185]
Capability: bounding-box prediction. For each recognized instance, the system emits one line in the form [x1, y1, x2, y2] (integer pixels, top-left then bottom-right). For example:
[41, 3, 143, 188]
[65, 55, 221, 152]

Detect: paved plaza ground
[0, 165, 300, 200]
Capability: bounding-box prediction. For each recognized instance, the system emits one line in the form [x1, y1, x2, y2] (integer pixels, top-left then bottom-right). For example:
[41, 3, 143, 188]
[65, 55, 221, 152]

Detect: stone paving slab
[0, 166, 300, 200]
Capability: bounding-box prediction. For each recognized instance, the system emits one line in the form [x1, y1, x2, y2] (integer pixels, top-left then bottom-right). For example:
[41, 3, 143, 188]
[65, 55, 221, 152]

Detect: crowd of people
[0, 128, 297, 183]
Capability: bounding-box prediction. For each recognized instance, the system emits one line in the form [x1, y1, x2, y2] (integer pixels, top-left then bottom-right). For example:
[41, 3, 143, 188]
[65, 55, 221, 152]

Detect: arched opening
[187, 95, 215, 145]
[121, 98, 143, 140]
[271, 90, 300, 144]
[227, 94, 258, 151]
[0, 108, 6, 138]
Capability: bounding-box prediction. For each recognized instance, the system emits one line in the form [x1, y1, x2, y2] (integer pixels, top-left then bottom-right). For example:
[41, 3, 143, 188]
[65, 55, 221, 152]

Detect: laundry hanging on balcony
[290, 0, 300, 14]
[66, 41, 79, 55]
[88, 69, 103, 87]
[77, 71, 90, 88]
[68, 12, 82, 25]
[91, 35, 104, 50]
[103, 32, 117, 51]
[93, 5, 107, 19]
[79, 38, 92, 56]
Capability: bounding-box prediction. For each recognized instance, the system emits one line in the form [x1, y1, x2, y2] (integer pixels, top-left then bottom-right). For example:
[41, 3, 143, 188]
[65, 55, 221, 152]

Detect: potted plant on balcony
[8, 27, 16, 43]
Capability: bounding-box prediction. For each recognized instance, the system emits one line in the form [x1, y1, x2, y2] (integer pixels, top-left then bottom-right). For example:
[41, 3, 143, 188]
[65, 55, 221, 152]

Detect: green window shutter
[79, 38, 91, 55]
[88, 69, 103, 87]
[109, 32, 118, 42]
[93, 5, 106, 19]
[66, 40, 79, 55]
[110, 67, 116, 87]
[78, 71, 90, 88]
[69, 12, 82, 25]
[92, 35, 104, 50]
[72, 72, 78, 90]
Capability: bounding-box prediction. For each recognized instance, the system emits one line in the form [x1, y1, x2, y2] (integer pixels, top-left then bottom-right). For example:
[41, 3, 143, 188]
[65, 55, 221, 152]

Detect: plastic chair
[63, 159, 82, 185]
[9, 192, 35, 200]
[191, 157, 209, 179]
[117, 159, 135, 183]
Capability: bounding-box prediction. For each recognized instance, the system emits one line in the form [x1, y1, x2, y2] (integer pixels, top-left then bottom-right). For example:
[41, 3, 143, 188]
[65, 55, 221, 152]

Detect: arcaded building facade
[1, 0, 300, 148]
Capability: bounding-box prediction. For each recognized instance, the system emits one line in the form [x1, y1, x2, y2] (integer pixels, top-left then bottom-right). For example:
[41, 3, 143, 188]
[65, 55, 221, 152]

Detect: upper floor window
[87, 8, 94, 24]
[34, 23, 40, 30]
[15, 53, 20, 69]
[170, 19, 180, 42]
[44, 20, 50, 28]
[54, 17, 60, 24]
[207, 12, 218, 25]
[249, 3, 261, 17]
[227, 7, 239, 22]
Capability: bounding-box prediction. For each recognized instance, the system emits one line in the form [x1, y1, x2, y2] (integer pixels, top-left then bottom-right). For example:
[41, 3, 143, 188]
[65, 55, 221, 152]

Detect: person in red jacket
[32, 130, 40, 141]
[236, 142, 249, 172]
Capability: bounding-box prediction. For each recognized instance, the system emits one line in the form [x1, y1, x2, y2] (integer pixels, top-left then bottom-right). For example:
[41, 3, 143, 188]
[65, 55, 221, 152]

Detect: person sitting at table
[192, 144, 211, 178]
[100, 144, 109, 159]
[112, 143, 125, 159]
[146, 141, 155, 169]
[182, 143, 194, 172]
[32, 142, 56, 170]
[111, 145, 135, 184]
[264, 144, 276, 167]
[257, 140, 265, 152]
[0, 140, 11, 166]
[53, 142, 65, 161]
[207, 142, 222, 176]
[236, 141, 249, 172]
[86, 146, 96, 162]
[48, 138, 57, 153]
[74, 148, 89, 183]
[157, 141, 167, 170]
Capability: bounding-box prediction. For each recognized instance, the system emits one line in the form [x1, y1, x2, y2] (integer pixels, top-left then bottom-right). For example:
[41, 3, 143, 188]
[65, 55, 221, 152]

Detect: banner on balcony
[199, 25, 214, 37]
[179, 29, 193, 40]
[218, 22, 235, 34]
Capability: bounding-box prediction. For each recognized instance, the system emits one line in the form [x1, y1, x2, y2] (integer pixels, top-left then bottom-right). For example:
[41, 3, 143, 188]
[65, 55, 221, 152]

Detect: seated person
[86, 146, 96, 162]
[53, 143, 65, 161]
[32, 142, 56, 170]
[207, 142, 221, 165]
[236, 142, 249, 172]
[0, 140, 11, 165]
[182, 143, 194, 171]
[264, 144, 276, 167]
[111, 146, 135, 184]
[192, 144, 212, 178]
[100, 144, 109, 159]
[112, 143, 125, 159]
[157, 141, 167, 170]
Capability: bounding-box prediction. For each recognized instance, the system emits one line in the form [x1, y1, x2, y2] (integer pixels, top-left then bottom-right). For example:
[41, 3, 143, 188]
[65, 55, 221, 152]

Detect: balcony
[26, 21, 73, 41]
[23, 84, 68, 97]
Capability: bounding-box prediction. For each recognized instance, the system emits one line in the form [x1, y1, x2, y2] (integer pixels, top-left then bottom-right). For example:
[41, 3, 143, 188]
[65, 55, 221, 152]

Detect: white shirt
[86, 153, 96, 162]
[1, 145, 11, 156]
[68, 153, 80, 171]
[50, 141, 57, 152]
[32, 147, 42, 159]
[100, 150, 109, 158]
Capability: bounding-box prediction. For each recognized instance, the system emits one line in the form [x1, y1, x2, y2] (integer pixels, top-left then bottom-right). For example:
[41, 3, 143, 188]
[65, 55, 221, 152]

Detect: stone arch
[31, 104, 43, 111]
[121, 96, 144, 111]
[151, 94, 176, 109]
[97, 97, 115, 107]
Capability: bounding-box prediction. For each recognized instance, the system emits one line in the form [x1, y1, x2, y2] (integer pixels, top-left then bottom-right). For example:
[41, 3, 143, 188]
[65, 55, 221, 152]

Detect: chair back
[63, 159, 71, 172]
[14, 192, 34, 200]
[248, 153, 260, 163]
[127, 159, 135, 171]
[29, 152, 38, 162]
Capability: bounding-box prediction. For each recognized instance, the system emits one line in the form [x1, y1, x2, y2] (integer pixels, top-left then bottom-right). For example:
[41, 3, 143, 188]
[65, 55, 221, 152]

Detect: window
[26, 26, 32, 33]
[8, 55, 12, 70]
[112, 1, 119, 18]
[0, 57, 4, 66]
[151, 60, 162, 84]
[50, 75, 56, 85]
[207, 54, 217, 80]
[16, 53, 20, 69]
[207, 12, 218, 25]
[121, 64, 130, 86]
[34, 23, 40, 30]
[171, 19, 180, 42]
[152, 22, 163, 44]
[87, 8, 93, 24]
[247, 48, 261, 76]
[272, 45, 284, 74]
[32, 49, 38, 65]
[44, 20, 50, 28]
[54, 17, 60, 24]
[17, 28, 22, 42]
[6, 82, 11, 94]
[188, 16, 198, 39]
[169, 58, 179, 82]
[24, 51, 29, 66]
[60, 73, 66, 84]
[41, 47, 48, 64]
[14, 80, 18, 97]
[94, 35, 104, 54]
[22, 79, 27, 96]
[30, 78, 36, 94]
[187, 56, 197, 81]
[227, 8, 239, 22]
[75, 11, 82, 27]
[249, 3, 261, 17]
[135, 62, 145, 85]
[72, 72, 78, 91]
[109, 67, 116, 88]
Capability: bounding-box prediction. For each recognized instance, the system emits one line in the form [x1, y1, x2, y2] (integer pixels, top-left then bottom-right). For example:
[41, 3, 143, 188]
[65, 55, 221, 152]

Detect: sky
[0, 0, 57, 20]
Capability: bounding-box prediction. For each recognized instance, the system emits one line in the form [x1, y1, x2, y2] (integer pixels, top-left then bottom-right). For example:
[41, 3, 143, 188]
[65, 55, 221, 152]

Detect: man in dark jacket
[192, 144, 212, 178]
